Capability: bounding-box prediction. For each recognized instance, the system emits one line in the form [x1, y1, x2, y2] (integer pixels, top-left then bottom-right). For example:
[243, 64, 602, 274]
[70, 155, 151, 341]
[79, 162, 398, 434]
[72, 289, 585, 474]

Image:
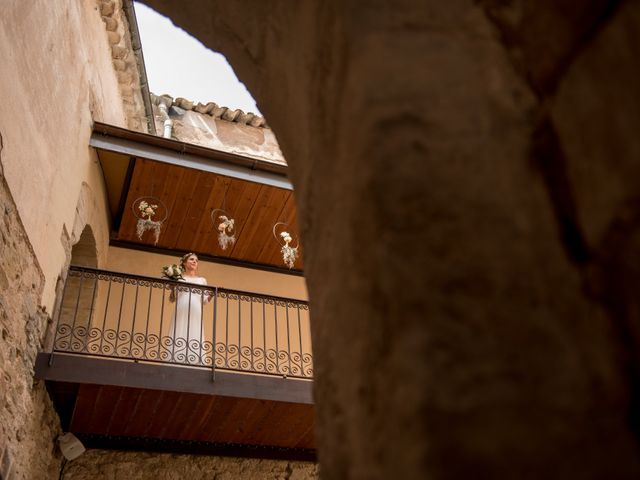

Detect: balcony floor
[35, 353, 315, 460]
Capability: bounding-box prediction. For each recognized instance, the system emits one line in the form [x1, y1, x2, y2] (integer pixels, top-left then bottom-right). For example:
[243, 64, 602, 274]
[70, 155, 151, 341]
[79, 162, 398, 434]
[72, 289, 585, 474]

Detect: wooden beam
[35, 353, 313, 404]
[90, 123, 293, 190]
[74, 432, 317, 461]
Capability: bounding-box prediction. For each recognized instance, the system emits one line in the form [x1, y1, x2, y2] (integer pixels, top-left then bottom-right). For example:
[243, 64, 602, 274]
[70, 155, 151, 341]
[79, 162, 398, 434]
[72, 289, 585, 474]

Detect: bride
[169, 252, 212, 364]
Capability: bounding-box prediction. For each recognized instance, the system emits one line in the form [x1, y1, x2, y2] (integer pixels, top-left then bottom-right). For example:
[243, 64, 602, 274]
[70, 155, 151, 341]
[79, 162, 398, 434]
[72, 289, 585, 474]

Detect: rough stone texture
[152, 92, 267, 127]
[150, 96, 285, 164]
[98, 0, 150, 133]
[139, 0, 640, 478]
[62, 449, 318, 480]
[0, 139, 62, 479]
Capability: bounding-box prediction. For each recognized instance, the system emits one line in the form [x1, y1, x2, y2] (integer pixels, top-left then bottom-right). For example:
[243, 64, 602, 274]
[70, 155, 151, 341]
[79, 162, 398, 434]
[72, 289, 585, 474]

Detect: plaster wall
[106, 246, 308, 300]
[0, 0, 127, 311]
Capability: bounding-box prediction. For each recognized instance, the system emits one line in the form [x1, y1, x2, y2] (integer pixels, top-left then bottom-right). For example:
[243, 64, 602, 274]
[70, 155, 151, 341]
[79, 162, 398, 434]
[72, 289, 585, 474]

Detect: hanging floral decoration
[211, 208, 236, 250]
[273, 222, 299, 269]
[132, 196, 168, 246]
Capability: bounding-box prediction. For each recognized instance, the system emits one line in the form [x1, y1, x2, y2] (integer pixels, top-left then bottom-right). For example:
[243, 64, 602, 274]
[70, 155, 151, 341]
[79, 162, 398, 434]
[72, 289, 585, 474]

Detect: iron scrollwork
[53, 266, 314, 378]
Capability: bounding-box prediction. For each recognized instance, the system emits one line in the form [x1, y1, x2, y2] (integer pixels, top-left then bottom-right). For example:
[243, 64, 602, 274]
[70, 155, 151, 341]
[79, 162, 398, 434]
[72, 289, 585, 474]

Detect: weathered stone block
[61, 449, 318, 480]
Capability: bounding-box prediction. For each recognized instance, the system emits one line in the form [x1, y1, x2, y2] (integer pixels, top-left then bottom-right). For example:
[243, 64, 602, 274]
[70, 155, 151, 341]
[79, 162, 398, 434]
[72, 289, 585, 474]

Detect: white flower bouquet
[161, 264, 184, 281]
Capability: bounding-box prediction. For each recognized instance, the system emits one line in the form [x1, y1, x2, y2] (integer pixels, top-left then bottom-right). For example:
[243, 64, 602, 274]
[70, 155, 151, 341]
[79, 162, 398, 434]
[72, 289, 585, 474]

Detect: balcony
[35, 266, 315, 459]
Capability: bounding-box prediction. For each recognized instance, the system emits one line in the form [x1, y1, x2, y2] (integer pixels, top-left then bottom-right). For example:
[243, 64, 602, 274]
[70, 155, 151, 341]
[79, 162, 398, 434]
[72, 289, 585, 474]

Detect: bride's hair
[180, 252, 197, 269]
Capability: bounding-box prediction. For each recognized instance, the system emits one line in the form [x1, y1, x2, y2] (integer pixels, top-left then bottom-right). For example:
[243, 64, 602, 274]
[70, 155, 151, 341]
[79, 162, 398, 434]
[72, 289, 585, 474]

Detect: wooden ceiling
[114, 158, 303, 271]
[47, 382, 315, 453]
[77, 385, 314, 449]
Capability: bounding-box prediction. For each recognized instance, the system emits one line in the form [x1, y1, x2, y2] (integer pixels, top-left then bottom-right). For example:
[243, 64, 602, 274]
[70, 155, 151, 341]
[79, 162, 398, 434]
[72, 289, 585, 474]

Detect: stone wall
[139, 1, 640, 478]
[99, 0, 151, 132]
[62, 449, 318, 480]
[0, 138, 62, 479]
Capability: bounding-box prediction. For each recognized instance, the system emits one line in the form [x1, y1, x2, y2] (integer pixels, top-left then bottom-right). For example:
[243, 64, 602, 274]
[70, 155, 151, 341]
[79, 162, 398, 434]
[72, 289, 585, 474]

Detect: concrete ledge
[35, 353, 313, 404]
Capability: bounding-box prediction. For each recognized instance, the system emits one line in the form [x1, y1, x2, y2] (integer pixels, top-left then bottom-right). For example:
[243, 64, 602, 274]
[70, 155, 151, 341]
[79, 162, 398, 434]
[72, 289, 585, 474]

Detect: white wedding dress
[170, 276, 208, 363]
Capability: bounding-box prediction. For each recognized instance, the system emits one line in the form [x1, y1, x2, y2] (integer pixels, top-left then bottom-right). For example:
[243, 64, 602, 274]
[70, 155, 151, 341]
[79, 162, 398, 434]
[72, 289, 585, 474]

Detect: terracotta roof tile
[151, 94, 268, 129]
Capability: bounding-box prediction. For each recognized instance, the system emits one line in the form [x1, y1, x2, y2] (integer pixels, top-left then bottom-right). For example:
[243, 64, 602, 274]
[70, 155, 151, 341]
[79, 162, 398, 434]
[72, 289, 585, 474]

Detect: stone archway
[139, 2, 640, 478]
[57, 224, 100, 338]
[55, 179, 105, 348]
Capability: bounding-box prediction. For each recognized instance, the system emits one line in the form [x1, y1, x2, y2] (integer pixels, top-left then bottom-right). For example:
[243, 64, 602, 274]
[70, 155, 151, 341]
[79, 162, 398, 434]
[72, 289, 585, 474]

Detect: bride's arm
[202, 278, 213, 304]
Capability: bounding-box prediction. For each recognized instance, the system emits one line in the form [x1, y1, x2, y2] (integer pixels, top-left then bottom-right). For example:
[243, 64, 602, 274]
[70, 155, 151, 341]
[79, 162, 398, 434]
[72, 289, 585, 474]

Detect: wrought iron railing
[51, 266, 313, 379]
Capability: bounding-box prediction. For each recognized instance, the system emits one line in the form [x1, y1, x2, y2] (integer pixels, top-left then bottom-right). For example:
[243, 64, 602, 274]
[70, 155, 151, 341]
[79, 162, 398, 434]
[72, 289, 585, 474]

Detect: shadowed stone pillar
[141, 1, 640, 478]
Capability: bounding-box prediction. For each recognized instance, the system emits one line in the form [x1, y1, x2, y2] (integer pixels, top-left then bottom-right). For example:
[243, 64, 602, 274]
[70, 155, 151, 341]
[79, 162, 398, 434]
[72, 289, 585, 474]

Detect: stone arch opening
[56, 224, 100, 339]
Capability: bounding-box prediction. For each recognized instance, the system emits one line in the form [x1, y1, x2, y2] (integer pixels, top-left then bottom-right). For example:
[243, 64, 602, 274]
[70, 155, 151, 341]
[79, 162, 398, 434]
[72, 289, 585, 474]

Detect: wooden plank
[122, 388, 163, 437]
[294, 422, 316, 449]
[159, 392, 202, 440]
[138, 161, 173, 210]
[245, 189, 291, 265]
[144, 390, 183, 438]
[231, 186, 289, 262]
[174, 171, 218, 251]
[152, 163, 187, 248]
[248, 401, 297, 446]
[240, 399, 281, 445]
[172, 393, 211, 440]
[107, 387, 143, 435]
[214, 398, 263, 443]
[116, 159, 154, 242]
[117, 160, 173, 244]
[234, 187, 281, 260]
[159, 167, 202, 248]
[192, 174, 231, 254]
[69, 384, 101, 432]
[141, 161, 173, 247]
[273, 403, 315, 447]
[88, 385, 123, 434]
[263, 192, 302, 268]
[47, 379, 314, 451]
[226, 399, 270, 445]
[201, 395, 242, 443]
[180, 394, 219, 440]
[223, 181, 263, 259]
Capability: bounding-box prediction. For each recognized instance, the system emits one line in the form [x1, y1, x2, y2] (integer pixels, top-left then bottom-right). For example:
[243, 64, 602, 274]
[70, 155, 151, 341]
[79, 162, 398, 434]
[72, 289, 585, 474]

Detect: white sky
[133, 2, 260, 114]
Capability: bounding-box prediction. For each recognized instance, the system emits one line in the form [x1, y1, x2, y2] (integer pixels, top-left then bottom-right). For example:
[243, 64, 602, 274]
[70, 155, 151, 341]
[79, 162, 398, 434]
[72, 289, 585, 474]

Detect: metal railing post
[211, 286, 218, 382]
[48, 271, 73, 366]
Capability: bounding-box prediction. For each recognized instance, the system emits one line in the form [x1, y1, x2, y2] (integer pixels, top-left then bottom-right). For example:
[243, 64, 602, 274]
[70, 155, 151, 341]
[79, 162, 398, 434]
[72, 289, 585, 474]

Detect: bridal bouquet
[161, 264, 184, 280]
